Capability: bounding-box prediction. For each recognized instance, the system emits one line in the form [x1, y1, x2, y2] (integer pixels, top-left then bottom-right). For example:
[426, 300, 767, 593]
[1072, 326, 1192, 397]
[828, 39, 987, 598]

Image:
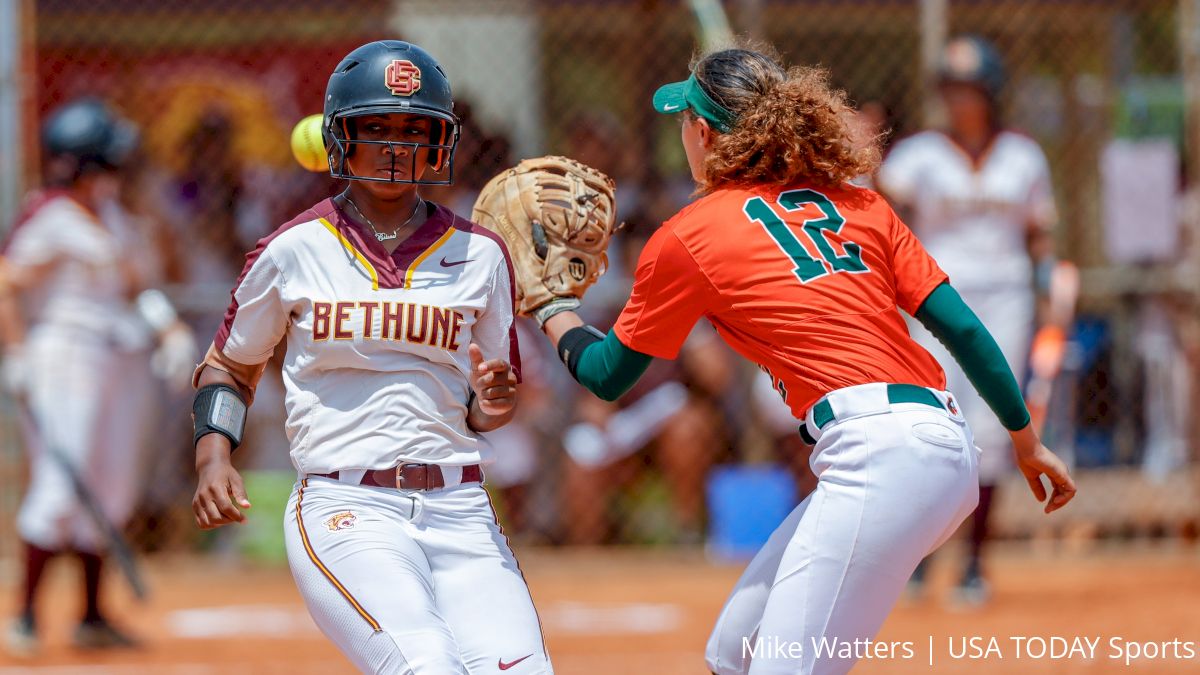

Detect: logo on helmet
[385, 60, 422, 97]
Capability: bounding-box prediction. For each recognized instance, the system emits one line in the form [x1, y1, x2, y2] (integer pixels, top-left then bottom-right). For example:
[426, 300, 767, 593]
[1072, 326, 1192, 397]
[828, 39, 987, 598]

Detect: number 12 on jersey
[744, 189, 869, 283]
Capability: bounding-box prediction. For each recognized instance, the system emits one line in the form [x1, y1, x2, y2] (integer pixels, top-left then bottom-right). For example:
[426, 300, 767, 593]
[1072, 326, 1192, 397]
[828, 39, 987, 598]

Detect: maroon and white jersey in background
[215, 198, 519, 474]
[5, 193, 148, 349]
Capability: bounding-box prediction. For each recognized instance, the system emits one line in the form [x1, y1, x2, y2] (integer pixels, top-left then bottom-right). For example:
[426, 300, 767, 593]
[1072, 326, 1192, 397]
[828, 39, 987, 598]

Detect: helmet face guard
[326, 113, 459, 185]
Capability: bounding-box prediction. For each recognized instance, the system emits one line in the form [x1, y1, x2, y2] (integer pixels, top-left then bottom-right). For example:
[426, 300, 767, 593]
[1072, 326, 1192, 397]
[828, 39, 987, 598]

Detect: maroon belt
[314, 464, 483, 491]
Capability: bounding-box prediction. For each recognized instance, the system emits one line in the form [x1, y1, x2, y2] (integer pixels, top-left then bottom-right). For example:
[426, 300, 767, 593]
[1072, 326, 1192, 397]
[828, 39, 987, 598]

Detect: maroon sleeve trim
[214, 199, 331, 351]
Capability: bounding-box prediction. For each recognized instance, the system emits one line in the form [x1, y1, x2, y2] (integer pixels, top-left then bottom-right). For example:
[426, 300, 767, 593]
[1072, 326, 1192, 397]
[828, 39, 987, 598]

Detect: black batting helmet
[323, 40, 459, 185]
[938, 36, 1005, 101]
[41, 98, 138, 182]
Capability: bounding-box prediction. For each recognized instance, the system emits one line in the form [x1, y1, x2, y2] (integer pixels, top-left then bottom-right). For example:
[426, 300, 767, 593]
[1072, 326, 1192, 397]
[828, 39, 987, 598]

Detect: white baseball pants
[285, 476, 551, 675]
[706, 384, 980, 675]
[17, 333, 155, 553]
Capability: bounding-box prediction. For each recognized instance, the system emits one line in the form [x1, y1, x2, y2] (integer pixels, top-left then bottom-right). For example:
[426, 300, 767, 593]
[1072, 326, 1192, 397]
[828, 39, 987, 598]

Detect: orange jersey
[614, 183, 948, 417]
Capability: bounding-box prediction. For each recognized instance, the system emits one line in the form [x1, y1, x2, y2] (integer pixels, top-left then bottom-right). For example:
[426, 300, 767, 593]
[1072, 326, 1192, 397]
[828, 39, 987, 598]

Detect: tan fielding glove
[472, 156, 618, 326]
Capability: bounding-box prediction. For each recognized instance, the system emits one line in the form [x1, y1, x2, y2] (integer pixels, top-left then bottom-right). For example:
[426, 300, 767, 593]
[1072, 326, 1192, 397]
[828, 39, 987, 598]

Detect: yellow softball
[290, 114, 328, 172]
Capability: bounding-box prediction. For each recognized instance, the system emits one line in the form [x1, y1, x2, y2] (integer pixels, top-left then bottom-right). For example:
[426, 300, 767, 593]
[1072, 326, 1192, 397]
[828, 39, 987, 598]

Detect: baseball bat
[1026, 261, 1080, 436]
[13, 398, 149, 601]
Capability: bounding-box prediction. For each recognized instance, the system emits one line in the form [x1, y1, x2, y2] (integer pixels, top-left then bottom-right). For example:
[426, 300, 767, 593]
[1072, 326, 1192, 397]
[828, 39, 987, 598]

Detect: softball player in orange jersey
[188, 41, 550, 674]
[533, 46, 1076, 675]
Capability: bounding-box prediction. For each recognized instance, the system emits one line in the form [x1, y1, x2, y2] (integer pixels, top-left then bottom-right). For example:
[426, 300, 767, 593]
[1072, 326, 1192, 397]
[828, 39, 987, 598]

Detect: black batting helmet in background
[323, 40, 460, 185]
[41, 98, 138, 184]
[938, 36, 1005, 101]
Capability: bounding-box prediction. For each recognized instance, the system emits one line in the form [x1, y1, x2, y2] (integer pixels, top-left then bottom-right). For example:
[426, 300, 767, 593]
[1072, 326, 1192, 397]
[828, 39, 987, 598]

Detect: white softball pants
[706, 383, 980, 675]
[284, 476, 551, 675]
[17, 333, 156, 553]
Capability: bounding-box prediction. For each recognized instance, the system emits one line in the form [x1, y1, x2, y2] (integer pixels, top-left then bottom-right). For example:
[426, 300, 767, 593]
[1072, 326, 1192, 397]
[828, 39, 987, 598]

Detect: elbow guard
[557, 325, 605, 378]
[193, 383, 248, 450]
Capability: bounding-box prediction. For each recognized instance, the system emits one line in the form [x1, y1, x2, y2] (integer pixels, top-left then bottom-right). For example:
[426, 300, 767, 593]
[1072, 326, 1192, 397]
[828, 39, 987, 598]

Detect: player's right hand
[192, 454, 252, 529]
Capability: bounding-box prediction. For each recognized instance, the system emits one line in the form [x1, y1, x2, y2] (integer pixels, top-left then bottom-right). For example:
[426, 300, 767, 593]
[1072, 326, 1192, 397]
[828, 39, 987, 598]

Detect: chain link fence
[1, 0, 1196, 558]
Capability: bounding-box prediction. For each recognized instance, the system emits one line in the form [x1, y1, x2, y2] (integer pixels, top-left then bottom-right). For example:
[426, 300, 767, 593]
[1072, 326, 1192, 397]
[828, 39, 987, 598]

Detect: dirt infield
[1, 544, 1197, 674]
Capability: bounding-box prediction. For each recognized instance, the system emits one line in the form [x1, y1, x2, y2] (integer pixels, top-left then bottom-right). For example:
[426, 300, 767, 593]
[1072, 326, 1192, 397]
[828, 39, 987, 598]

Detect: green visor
[652, 73, 737, 134]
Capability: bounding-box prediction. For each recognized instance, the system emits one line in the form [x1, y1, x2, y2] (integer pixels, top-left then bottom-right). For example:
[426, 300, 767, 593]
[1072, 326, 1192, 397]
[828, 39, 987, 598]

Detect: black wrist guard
[557, 325, 605, 378]
[193, 383, 247, 450]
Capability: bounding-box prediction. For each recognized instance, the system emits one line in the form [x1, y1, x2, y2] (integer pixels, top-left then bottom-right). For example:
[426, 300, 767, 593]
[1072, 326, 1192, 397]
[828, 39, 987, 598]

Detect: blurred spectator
[163, 106, 292, 476]
[99, 149, 190, 536]
[1137, 297, 1191, 480]
[480, 319, 564, 539]
[750, 370, 817, 498]
[850, 99, 894, 189]
[167, 108, 266, 285]
[555, 218, 740, 545]
[426, 100, 514, 215]
[563, 110, 651, 223]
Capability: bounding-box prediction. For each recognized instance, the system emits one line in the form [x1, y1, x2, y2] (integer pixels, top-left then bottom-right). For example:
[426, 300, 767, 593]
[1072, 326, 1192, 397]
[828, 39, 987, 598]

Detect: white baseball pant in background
[17, 332, 154, 553]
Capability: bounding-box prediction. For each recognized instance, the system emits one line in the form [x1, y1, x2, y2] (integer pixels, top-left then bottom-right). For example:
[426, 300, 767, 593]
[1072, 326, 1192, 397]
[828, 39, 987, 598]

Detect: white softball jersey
[877, 130, 1057, 291]
[5, 192, 148, 349]
[246, 199, 550, 673]
[215, 198, 519, 475]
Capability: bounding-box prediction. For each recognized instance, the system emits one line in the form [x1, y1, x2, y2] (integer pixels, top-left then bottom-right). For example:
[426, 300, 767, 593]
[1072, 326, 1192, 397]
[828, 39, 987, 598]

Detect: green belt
[800, 384, 945, 444]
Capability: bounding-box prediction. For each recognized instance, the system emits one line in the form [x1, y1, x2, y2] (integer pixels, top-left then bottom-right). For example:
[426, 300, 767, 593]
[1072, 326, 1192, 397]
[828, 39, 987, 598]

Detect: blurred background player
[2, 98, 195, 656]
[877, 35, 1062, 605]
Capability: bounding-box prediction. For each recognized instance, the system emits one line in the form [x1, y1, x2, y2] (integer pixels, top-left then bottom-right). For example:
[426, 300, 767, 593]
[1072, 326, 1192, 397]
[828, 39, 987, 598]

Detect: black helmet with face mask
[323, 40, 460, 185]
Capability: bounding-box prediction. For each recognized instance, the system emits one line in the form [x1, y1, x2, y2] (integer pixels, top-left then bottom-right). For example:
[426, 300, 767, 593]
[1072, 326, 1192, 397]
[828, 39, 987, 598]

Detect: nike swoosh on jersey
[439, 257, 474, 268]
[498, 654, 533, 670]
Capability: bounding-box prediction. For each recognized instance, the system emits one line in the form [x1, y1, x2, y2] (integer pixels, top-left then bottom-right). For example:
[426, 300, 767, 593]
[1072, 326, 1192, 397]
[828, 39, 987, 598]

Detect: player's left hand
[1010, 425, 1076, 514]
[468, 343, 517, 416]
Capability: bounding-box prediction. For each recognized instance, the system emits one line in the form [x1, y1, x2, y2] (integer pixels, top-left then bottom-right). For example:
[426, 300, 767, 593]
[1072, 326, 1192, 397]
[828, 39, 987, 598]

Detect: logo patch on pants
[325, 511, 357, 531]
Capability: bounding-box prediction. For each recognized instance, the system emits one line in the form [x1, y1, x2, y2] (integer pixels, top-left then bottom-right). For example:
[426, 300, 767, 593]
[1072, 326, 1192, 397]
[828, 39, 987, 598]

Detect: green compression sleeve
[571, 330, 654, 402]
[914, 283, 1032, 431]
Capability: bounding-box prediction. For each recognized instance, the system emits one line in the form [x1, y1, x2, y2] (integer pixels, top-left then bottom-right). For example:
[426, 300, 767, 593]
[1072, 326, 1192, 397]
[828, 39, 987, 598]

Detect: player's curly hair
[691, 46, 880, 191]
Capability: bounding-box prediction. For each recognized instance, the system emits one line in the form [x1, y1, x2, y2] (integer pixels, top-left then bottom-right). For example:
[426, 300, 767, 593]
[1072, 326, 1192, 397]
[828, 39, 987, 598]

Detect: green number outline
[743, 190, 870, 284]
[778, 189, 869, 274]
[743, 196, 827, 283]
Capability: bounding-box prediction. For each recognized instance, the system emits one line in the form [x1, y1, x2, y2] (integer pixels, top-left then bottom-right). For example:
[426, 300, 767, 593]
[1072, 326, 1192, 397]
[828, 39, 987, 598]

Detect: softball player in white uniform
[878, 36, 1058, 601]
[4, 100, 194, 656]
[190, 41, 550, 674]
